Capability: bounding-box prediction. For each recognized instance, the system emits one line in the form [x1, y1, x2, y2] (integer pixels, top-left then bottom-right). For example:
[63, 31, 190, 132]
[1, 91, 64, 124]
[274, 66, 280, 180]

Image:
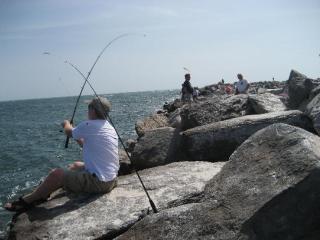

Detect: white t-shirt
[236, 79, 249, 93]
[72, 120, 119, 182]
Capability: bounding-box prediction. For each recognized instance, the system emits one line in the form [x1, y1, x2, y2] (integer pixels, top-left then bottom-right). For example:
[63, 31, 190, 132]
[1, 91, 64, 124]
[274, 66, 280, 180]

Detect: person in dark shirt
[181, 73, 193, 102]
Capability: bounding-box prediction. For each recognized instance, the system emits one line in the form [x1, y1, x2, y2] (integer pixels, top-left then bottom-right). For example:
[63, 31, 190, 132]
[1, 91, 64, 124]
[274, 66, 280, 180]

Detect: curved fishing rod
[63, 33, 141, 148]
[64, 61, 158, 213]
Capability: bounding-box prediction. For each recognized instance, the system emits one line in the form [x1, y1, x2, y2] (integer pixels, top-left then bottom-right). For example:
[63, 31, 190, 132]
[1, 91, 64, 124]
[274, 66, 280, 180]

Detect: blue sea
[0, 90, 179, 238]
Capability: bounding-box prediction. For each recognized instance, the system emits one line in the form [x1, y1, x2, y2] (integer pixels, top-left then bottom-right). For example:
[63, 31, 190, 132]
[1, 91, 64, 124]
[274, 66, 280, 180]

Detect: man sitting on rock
[181, 73, 194, 102]
[5, 97, 119, 212]
[235, 73, 250, 94]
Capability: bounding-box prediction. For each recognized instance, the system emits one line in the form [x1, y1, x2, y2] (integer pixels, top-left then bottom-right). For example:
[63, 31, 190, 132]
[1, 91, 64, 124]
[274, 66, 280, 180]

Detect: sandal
[4, 196, 34, 212]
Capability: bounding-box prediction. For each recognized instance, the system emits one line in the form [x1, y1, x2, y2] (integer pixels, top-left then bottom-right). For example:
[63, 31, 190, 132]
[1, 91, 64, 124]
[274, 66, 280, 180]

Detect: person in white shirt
[5, 97, 119, 212]
[235, 73, 250, 94]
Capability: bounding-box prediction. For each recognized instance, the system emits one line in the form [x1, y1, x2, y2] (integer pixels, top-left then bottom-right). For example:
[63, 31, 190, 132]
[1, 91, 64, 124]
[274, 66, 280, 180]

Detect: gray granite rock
[131, 127, 182, 170]
[287, 69, 314, 110]
[180, 94, 251, 130]
[163, 99, 184, 113]
[167, 108, 182, 129]
[9, 161, 225, 240]
[135, 113, 169, 137]
[117, 123, 320, 240]
[181, 110, 313, 162]
[309, 86, 320, 102]
[248, 93, 286, 113]
[305, 93, 320, 135]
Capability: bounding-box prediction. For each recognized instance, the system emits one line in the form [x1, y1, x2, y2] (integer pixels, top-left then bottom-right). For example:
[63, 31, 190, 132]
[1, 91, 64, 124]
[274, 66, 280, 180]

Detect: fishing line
[58, 77, 73, 97]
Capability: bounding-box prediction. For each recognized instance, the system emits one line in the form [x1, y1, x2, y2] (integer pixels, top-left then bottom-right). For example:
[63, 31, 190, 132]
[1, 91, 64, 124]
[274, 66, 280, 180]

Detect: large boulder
[248, 93, 286, 113]
[287, 69, 314, 110]
[117, 123, 320, 240]
[8, 161, 225, 240]
[180, 94, 251, 130]
[135, 113, 169, 137]
[305, 93, 320, 135]
[181, 110, 313, 162]
[131, 127, 181, 170]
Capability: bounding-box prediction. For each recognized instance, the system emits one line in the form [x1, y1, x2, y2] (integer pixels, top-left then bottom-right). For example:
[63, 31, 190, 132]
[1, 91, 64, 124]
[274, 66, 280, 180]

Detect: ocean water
[0, 90, 179, 237]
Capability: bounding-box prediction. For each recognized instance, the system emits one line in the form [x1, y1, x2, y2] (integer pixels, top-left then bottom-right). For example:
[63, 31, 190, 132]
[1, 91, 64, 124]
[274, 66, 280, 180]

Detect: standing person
[4, 97, 119, 212]
[181, 73, 193, 103]
[235, 73, 250, 94]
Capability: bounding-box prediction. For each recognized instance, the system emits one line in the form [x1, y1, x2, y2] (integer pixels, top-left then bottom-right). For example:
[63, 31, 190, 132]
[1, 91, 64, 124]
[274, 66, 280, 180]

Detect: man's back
[72, 120, 119, 182]
[236, 79, 249, 94]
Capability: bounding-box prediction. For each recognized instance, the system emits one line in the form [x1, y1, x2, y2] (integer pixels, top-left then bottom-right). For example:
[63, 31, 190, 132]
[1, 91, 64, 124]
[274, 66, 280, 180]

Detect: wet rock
[248, 93, 287, 113]
[180, 94, 251, 130]
[9, 161, 225, 240]
[135, 113, 169, 137]
[181, 110, 313, 162]
[117, 124, 320, 240]
[305, 93, 320, 135]
[131, 127, 182, 170]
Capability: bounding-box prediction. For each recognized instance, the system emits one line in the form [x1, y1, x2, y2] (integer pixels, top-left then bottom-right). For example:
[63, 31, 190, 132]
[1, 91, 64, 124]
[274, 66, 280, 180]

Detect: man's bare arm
[62, 120, 84, 146]
[62, 120, 73, 138]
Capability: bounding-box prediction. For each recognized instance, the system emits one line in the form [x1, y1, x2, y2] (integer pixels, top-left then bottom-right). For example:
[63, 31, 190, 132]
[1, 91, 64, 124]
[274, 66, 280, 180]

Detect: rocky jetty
[8, 69, 320, 239]
[117, 123, 320, 240]
[8, 162, 224, 239]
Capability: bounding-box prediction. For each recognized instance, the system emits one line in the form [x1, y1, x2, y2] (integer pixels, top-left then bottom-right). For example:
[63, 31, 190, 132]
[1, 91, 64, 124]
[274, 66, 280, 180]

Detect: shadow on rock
[23, 191, 102, 222]
[240, 168, 320, 240]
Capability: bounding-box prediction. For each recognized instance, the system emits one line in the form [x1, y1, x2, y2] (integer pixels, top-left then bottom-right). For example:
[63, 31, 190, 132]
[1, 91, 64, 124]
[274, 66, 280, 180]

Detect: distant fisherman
[5, 97, 119, 212]
[235, 73, 250, 94]
[181, 73, 193, 103]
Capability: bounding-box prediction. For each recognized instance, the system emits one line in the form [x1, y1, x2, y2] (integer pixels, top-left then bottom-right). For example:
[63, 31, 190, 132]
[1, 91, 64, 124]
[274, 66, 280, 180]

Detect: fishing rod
[183, 67, 191, 73]
[64, 61, 158, 213]
[45, 34, 158, 213]
[45, 33, 142, 148]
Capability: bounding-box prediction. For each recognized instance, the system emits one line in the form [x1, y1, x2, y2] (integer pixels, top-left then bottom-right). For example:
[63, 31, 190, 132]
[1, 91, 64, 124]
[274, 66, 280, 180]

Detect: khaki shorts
[63, 170, 117, 194]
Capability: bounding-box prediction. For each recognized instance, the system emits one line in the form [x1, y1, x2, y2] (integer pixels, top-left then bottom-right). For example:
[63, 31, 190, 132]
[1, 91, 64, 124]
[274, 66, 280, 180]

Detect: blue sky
[0, 0, 319, 101]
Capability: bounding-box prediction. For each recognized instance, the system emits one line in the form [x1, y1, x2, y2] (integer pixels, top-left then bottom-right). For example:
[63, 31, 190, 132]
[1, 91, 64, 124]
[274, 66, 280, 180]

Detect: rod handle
[149, 199, 158, 213]
[65, 136, 70, 148]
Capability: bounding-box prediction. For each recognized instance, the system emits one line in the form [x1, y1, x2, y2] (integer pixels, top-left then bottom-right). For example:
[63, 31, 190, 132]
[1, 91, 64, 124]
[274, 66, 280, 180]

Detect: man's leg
[22, 168, 64, 204]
